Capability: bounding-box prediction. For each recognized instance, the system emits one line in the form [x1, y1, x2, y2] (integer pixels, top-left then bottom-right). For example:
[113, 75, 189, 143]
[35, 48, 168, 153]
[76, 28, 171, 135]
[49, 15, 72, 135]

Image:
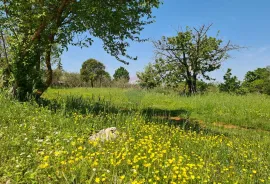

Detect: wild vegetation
[0, 0, 270, 183]
[113, 67, 130, 83]
[0, 89, 270, 183]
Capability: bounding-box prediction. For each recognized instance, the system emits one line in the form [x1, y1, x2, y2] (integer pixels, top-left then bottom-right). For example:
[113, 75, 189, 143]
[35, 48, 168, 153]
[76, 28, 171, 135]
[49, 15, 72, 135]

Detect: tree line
[218, 67, 270, 95]
[51, 58, 130, 88]
[137, 64, 270, 95]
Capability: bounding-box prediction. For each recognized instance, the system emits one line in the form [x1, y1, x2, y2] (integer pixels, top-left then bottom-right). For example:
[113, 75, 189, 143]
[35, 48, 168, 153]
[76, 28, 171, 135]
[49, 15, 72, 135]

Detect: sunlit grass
[45, 88, 270, 131]
[0, 90, 270, 183]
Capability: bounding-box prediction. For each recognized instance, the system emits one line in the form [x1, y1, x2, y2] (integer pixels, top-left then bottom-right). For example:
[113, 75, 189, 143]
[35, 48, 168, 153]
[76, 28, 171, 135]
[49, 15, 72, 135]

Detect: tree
[61, 72, 82, 88]
[113, 67, 130, 82]
[52, 68, 64, 86]
[96, 71, 111, 87]
[242, 66, 270, 94]
[51, 60, 64, 86]
[137, 63, 161, 89]
[219, 68, 241, 93]
[152, 24, 240, 94]
[80, 59, 106, 88]
[0, 0, 161, 100]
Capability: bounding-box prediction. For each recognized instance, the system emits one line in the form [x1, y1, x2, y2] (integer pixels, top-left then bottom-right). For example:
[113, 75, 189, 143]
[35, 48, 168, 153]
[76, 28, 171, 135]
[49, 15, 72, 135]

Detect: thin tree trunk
[45, 48, 53, 88]
[100, 76, 102, 87]
[91, 80, 94, 88]
[36, 36, 41, 72]
[192, 74, 197, 93]
[0, 30, 11, 74]
[183, 81, 187, 94]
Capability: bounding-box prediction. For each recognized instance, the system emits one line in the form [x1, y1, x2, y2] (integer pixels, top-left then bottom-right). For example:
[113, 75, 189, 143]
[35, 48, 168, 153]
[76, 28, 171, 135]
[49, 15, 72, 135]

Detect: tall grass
[0, 90, 269, 183]
[44, 88, 270, 131]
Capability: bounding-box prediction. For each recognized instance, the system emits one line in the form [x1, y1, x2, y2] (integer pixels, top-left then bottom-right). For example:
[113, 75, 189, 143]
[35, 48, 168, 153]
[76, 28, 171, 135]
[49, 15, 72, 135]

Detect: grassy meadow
[44, 88, 270, 131]
[0, 88, 270, 183]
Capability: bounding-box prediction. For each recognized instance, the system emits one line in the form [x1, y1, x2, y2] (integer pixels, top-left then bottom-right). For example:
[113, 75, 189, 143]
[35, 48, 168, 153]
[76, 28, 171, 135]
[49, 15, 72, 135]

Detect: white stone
[89, 127, 118, 142]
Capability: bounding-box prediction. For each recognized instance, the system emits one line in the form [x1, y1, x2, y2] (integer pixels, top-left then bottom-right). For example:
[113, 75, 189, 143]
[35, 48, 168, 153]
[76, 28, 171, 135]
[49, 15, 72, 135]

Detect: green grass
[44, 88, 270, 131]
[0, 88, 270, 183]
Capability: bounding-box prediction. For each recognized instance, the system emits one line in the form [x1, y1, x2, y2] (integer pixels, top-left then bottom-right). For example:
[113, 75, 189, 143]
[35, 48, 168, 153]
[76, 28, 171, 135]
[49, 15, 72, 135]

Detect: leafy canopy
[0, 0, 161, 100]
[219, 68, 241, 93]
[152, 24, 240, 94]
[80, 58, 105, 85]
[137, 63, 161, 89]
[242, 66, 270, 94]
[113, 66, 130, 82]
[0, 0, 161, 63]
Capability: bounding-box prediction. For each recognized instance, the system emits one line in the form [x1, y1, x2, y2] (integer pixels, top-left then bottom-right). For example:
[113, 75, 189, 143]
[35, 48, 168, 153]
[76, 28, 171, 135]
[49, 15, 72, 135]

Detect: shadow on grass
[142, 107, 202, 132]
[142, 108, 191, 117]
[36, 95, 132, 115]
[36, 96, 226, 136]
[142, 108, 228, 136]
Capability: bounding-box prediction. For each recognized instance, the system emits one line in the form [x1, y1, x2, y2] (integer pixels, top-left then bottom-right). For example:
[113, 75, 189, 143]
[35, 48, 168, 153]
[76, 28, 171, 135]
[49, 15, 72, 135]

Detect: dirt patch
[152, 115, 270, 133]
[169, 117, 183, 121]
[213, 122, 270, 133]
[213, 122, 240, 129]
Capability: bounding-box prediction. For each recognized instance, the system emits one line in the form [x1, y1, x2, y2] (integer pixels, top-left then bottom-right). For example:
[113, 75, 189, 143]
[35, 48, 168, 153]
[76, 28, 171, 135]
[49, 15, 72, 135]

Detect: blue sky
[61, 0, 270, 83]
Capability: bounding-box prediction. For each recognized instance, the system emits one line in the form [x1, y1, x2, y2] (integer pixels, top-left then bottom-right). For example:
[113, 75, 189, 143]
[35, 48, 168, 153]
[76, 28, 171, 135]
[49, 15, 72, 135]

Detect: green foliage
[95, 71, 112, 88]
[111, 78, 132, 88]
[219, 68, 241, 93]
[242, 66, 270, 95]
[113, 67, 130, 82]
[152, 24, 239, 94]
[61, 72, 82, 88]
[137, 63, 161, 89]
[0, 0, 161, 100]
[196, 80, 209, 93]
[52, 68, 64, 86]
[80, 59, 106, 87]
[51, 70, 112, 88]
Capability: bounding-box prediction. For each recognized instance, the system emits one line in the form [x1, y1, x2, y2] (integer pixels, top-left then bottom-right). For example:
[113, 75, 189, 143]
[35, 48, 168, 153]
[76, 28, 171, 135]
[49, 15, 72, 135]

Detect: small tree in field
[153, 24, 240, 94]
[137, 63, 161, 89]
[80, 59, 105, 88]
[113, 67, 130, 82]
[219, 68, 241, 93]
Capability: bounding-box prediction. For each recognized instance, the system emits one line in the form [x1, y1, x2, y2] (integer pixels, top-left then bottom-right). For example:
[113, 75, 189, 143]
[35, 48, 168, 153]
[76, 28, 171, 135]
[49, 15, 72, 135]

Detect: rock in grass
[89, 127, 119, 142]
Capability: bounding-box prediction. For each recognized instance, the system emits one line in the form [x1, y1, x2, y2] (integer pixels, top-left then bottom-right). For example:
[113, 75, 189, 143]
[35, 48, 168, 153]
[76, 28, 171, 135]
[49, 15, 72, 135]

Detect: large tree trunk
[35, 35, 54, 99]
[186, 77, 197, 95]
[185, 68, 195, 95]
[34, 1, 70, 98]
[13, 58, 31, 101]
[186, 79, 193, 95]
[185, 65, 198, 95]
[8, 1, 71, 101]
